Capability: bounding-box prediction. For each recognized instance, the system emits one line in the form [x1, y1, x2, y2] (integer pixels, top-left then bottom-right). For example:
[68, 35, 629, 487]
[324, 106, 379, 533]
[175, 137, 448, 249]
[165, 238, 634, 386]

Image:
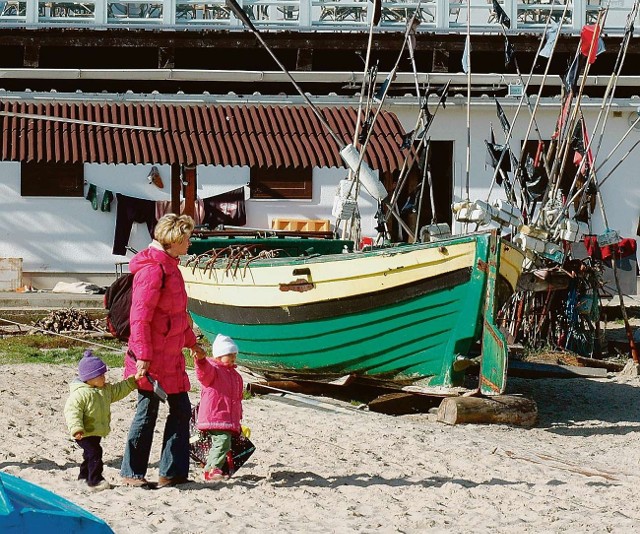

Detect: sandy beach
[2, 362, 640, 533]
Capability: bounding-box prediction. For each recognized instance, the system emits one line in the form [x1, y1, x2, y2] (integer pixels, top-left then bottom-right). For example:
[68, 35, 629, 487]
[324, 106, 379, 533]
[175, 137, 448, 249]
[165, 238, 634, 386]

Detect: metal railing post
[95, 0, 107, 25]
[26, 0, 38, 24]
[165, 0, 177, 24]
[435, 0, 448, 30]
[299, 0, 311, 27]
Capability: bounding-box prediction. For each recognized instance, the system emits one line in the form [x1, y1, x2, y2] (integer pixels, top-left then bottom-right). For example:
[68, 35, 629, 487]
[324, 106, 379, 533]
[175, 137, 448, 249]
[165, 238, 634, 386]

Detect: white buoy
[340, 144, 388, 201]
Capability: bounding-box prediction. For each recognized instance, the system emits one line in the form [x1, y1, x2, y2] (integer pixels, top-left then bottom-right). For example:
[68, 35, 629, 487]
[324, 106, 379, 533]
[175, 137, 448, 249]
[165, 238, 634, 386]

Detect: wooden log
[436, 394, 538, 427]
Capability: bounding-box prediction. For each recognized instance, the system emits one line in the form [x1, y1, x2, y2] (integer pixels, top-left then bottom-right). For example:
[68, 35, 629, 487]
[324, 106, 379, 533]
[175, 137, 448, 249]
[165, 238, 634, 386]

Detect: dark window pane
[21, 163, 84, 197]
[250, 167, 312, 199]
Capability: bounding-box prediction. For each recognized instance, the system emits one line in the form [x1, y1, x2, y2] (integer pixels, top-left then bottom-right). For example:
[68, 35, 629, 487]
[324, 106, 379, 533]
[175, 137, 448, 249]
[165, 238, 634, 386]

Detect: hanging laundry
[101, 190, 114, 212]
[155, 199, 205, 225]
[85, 183, 98, 210]
[112, 193, 156, 255]
[202, 187, 246, 228]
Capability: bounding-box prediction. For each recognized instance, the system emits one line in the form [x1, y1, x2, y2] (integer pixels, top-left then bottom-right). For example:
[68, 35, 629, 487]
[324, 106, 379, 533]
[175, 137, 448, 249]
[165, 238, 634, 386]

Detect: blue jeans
[120, 390, 191, 480]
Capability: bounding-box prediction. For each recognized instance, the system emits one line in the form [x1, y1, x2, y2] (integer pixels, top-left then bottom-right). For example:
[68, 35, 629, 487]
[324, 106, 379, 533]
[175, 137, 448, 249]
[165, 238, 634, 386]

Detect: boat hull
[183, 232, 524, 390]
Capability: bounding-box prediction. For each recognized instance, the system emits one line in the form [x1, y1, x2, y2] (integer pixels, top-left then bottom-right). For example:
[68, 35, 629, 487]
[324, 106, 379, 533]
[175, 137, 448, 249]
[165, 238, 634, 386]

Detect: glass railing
[0, 0, 635, 32]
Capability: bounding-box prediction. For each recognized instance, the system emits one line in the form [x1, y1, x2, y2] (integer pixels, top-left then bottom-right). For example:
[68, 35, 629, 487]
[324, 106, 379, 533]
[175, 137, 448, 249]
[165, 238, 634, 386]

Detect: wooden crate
[271, 218, 331, 232]
[0, 258, 22, 290]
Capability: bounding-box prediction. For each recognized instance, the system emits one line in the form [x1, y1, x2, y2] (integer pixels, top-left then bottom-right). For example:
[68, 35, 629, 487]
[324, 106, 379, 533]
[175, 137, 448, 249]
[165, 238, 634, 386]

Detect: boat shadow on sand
[507, 376, 640, 436]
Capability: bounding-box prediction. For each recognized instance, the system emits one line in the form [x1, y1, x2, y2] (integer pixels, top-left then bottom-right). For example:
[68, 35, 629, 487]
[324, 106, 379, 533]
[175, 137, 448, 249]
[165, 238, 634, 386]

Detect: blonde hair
[154, 214, 195, 248]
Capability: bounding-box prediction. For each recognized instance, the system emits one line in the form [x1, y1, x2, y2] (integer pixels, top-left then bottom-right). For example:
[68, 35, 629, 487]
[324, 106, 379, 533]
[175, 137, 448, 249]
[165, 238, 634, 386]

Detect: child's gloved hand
[74, 431, 84, 440]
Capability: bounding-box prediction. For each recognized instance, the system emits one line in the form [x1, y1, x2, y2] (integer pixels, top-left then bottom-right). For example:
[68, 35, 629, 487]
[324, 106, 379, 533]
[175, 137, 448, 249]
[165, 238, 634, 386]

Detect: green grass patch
[0, 334, 125, 367]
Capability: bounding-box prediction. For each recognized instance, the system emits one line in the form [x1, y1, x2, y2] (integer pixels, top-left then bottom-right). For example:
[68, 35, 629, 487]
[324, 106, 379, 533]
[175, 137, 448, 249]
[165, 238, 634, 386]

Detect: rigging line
[594, 114, 640, 175]
[0, 316, 124, 353]
[384, 80, 451, 224]
[0, 111, 163, 132]
[464, 0, 471, 204]
[549, 8, 609, 203]
[594, 189, 639, 363]
[489, 2, 563, 199]
[552, 1, 637, 228]
[589, 0, 639, 163]
[351, 0, 381, 150]
[224, 0, 344, 148]
[566, 0, 640, 222]
[486, 0, 568, 206]
[349, 4, 423, 185]
[406, 26, 421, 104]
[596, 138, 640, 188]
[413, 139, 431, 238]
[341, 5, 423, 238]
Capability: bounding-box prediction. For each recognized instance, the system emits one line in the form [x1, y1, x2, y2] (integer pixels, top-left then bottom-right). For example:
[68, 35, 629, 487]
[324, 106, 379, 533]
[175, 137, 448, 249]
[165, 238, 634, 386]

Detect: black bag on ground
[189, 404, 255, 476]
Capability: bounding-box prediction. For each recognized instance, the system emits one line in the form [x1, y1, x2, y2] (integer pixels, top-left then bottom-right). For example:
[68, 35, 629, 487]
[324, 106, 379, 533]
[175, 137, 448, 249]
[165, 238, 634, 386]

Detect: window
[250, 167, 312, 200]
[21, 162, 84, 197]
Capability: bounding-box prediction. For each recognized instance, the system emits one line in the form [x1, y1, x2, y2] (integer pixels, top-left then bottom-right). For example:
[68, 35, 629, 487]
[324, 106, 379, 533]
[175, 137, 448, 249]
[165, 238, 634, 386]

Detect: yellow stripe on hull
[181, 240, 478, 308]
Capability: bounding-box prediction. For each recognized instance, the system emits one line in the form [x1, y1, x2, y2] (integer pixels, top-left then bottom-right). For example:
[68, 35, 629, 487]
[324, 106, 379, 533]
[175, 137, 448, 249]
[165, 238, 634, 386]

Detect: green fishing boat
[182, 229, 524, 396]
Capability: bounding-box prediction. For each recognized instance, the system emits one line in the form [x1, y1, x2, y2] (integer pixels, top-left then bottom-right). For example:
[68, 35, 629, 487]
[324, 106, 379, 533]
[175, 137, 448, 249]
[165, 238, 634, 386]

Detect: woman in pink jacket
[120, 214, 206, 489]
[193, 334, 244, 481]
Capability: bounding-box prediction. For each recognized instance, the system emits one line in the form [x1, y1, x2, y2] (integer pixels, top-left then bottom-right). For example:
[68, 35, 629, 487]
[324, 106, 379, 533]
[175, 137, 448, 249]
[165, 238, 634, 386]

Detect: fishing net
[189, 404, 256, 476]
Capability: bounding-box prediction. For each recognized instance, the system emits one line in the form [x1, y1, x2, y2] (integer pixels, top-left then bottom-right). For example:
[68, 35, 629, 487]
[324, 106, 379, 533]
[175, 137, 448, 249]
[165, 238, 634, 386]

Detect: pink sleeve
[128, 265, 163, 362]
[195, 358, 217, 387]
[183, 322, 198, 349]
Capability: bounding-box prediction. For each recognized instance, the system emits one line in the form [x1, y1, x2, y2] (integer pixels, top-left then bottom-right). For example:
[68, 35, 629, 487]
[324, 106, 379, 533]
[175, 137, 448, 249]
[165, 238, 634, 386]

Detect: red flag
[580, 24, 605, 64]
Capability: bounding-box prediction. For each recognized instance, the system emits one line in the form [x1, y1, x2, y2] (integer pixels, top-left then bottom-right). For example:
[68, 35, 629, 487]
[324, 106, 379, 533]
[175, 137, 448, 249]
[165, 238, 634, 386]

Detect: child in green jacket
[64, 350, 143, 492]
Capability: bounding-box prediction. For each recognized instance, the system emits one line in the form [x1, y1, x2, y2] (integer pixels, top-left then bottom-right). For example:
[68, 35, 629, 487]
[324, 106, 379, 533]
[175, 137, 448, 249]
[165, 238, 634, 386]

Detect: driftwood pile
[33, 308, 97, 334]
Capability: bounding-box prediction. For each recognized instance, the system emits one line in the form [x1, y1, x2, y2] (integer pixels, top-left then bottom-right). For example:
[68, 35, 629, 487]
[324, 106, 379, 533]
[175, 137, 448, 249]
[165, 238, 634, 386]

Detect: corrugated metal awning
[0, 101, 407, 173]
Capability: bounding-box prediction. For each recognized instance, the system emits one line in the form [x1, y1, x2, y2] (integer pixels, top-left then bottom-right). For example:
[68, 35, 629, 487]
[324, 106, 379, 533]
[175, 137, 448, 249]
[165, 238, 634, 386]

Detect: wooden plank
[367, 393, 440, 415]
[437, 394, 538, 427]
[508, 360, 608, 379]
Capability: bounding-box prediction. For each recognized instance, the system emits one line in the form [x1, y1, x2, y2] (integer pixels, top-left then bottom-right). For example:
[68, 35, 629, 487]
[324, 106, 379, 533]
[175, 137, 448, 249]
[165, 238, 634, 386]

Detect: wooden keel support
[436, 395, 538, 427]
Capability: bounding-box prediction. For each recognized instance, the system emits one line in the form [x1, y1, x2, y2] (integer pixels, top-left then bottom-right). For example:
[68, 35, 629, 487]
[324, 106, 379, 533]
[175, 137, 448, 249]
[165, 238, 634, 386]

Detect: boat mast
[486, 1, 570, 208]
[464, 0, 471, 205]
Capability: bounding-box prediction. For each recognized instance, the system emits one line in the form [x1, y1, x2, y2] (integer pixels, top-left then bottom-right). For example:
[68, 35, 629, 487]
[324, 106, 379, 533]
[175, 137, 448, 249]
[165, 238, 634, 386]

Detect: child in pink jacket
[193, 334, 244, 481]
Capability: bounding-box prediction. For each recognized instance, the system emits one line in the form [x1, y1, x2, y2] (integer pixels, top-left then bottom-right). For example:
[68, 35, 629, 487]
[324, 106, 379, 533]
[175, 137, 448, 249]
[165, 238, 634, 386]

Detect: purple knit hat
[78, 350, 107, 382]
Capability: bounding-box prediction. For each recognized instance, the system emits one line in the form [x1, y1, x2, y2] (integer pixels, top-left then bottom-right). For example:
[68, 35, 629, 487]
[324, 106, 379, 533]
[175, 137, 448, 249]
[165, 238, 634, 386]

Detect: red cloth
[195, 359, 244, 434]
[601, 238, 637, 261]
[583, 235, 601, 260]
[583, 236, 637, 262]
[580, 24, 603, 64]
[124, 245, 198, 394]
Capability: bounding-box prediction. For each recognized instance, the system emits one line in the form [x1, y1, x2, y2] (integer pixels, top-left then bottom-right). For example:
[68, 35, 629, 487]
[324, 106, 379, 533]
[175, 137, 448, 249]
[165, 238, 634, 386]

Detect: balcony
[0, 0, 632, 33]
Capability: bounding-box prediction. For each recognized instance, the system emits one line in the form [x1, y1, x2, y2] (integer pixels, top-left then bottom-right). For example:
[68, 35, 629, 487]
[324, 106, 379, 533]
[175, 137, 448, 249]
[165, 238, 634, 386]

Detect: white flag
[462, 35, 470, 74]
[539, 22, 559, 58]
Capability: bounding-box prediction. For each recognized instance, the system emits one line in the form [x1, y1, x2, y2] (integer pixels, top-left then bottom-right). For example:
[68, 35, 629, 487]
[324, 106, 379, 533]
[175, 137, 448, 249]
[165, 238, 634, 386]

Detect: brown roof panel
[0, 101, 406, 173]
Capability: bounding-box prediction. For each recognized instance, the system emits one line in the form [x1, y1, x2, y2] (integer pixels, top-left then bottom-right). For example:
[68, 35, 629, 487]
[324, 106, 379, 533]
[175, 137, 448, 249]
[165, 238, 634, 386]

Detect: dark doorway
[388, 140, 454, 242]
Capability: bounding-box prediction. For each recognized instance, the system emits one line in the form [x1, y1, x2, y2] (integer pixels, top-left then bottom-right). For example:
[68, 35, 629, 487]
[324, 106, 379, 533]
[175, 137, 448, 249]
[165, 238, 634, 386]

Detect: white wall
[0, 161, 372, 282]
[390, 99, 640, 246]
[1, 100, 638, 284]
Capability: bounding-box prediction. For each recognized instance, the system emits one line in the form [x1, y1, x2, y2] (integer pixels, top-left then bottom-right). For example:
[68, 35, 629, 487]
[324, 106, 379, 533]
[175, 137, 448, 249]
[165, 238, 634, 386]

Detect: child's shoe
[203, 468, 228, 482]
[88, 480, 111, 492]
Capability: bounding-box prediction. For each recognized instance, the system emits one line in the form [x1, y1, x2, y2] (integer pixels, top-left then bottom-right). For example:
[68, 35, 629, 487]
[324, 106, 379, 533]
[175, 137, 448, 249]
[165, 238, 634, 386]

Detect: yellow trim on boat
[182, 240, 478, 308]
